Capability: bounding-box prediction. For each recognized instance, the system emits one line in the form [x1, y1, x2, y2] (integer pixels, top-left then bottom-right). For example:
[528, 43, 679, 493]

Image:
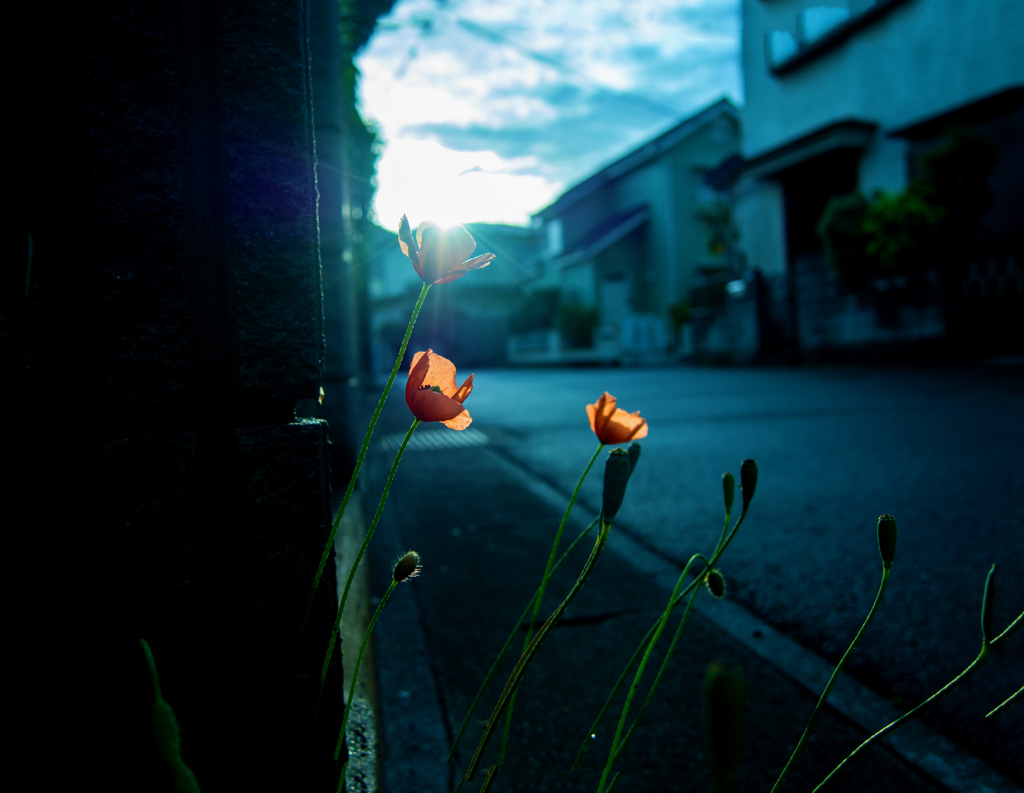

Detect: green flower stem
[574, 505, 752, 770]
[771, 565, 892, 793]
[609, 578, 704, 770]
[312, 418, 420, 741]
[296, 282, 430, 651]
[986, 684, 1023, 720]
[596, 557, 699, 793]
[814, 607, 1023, 792]
[714, 503, 749, 565]
[573, 572, 707, 772]
[448, 516, 601, 763]
[464, 521, 611, 783]
[479, 764, 501, 793]
[499, 444, 604, 763]
[334, 579, 399, 788]
[714, 507, 732, 555]
[992, 609, 1024, 644]
[573, 618, 658, 770]
[812, 648, 984, 793]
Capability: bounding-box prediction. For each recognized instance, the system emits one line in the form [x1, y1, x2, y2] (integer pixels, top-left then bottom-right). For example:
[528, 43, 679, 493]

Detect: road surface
[454, 362, 1024, 777]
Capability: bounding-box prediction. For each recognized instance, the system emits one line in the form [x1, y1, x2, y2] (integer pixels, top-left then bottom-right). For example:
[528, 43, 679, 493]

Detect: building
[516, 98, 741, 364]
[729, 0, 1024, 360]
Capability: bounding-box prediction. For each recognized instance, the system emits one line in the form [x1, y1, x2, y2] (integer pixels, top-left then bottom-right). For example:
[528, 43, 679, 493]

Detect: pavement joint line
[479, 444, 1021, 793]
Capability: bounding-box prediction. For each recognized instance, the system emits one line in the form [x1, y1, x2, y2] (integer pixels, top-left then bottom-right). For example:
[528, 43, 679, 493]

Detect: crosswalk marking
[377, 427, 490, 453]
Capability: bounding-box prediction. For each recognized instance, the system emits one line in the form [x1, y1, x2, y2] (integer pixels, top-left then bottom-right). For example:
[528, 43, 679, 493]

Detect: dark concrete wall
[8, 1, 356, 789]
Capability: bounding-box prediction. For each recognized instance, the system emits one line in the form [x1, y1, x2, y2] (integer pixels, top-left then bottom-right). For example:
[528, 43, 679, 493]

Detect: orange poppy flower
[399, 215, 496, 285]
[587, 392, 649, 445]
[405, 349, 474, 430]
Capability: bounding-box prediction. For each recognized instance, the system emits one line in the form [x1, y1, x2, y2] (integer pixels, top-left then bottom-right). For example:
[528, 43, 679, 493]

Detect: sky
[355, 0, 741, 229]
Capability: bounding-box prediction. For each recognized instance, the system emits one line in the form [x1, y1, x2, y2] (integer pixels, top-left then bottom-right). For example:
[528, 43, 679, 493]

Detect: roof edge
[534, 97, 740, 221]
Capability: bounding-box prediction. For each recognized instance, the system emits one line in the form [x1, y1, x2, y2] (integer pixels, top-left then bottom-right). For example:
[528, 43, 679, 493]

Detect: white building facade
[733, 0, 1024, 357]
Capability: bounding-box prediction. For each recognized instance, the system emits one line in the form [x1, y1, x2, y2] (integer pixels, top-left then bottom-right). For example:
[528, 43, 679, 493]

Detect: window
[766, 30, 798, 69]
[546, 218, 564, 257]
[799, 6, 851, 43]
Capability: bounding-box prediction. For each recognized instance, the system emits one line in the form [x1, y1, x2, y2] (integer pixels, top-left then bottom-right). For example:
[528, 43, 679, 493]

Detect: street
[451, 363, 1024, 777]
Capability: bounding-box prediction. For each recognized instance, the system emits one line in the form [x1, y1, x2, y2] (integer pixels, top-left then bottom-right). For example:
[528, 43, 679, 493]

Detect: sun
[372, 137, 559, 228]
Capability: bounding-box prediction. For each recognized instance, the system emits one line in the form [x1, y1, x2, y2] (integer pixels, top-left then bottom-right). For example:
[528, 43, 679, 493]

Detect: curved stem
[577, 491, 751, 775]
[992, 610, 1023, 645]
[714, 509, 732, 556]
[295, 282, 430, 653]
[572, 615, 659, 770]
[985, 684, 1023, 720]
[334, 579, 399, 789]
[464, 522, 611, 783]
[576, 517, 748, 769]
[597, 558, 695, 793]
[812, 590, 1021, 793]
[610, 580, 703, 769]
[312, 418, 420, 743]
[499, 444, 604, 763]
[772, 566, 891, 793]
[479, 765, 501, 793]
[448, 516, 600, 763]
[812, 646, 988, 792]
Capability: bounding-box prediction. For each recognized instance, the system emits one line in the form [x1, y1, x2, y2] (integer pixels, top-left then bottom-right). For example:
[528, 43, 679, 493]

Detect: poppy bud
[704, 662, 746, 793]
[627, 442, 642, 477]
[722, 473, 735, 515]
[740, 459, 757, 510]
[602, 448, 632, 521]
[393, 551, 422, 583]
[706, 569, 727, 599]
[981, 563, 997, 646]
[876, 514, 897, 568]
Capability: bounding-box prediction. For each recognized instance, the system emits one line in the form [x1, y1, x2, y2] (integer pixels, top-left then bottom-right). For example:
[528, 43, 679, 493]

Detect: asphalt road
[451, 362, 1024, 778]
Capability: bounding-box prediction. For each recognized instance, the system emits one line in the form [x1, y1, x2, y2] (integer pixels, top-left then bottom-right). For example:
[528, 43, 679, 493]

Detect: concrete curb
[482, 444, 1021, 793]
[333, 489, 380, 793]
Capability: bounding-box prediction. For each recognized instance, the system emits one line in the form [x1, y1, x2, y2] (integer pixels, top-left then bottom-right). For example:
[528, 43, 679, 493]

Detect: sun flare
[372, 137, 559, 227]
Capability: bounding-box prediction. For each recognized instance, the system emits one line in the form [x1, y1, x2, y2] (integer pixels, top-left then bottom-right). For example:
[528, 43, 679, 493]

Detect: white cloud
[357, 0, 740, 225]
[372, 138, 560, 227]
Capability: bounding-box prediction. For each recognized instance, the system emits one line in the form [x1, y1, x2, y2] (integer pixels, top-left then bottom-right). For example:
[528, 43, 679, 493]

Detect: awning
[554, 206, 650, 269]
[887, 85, 1024, 141]
[743, 119, 877, 181]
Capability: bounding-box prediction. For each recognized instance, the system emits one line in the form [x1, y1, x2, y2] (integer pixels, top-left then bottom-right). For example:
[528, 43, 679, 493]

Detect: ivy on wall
[818, 129, 996, 288]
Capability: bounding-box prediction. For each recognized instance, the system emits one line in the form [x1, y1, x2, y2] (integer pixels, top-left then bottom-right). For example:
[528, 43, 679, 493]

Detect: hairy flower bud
[704, 662, 746, 792]
[981, 563, 997, 646]
[740, 459, 757, 510]
[627, 442, 642, 477]
[602, 448, 632, 521]
[876, 514, 897, 568]
[706, 569, 727, 599]
[722, 473, 735, 515]
[393, 551, 422, 583]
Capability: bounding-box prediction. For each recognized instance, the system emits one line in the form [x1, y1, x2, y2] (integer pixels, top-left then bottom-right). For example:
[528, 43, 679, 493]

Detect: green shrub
[863, 191, 944, 277]
[556, 303, 600, 349]
[818, 128, 997, 288]
[818, 192, 869, 286]
[670, 301, 692, 329]
[510, 288, 561, 333]
[695, 200, 738, 258]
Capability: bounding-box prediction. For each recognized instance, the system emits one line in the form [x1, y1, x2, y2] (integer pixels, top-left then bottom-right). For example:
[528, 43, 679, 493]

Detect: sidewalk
[356, 388, 1016, 793]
